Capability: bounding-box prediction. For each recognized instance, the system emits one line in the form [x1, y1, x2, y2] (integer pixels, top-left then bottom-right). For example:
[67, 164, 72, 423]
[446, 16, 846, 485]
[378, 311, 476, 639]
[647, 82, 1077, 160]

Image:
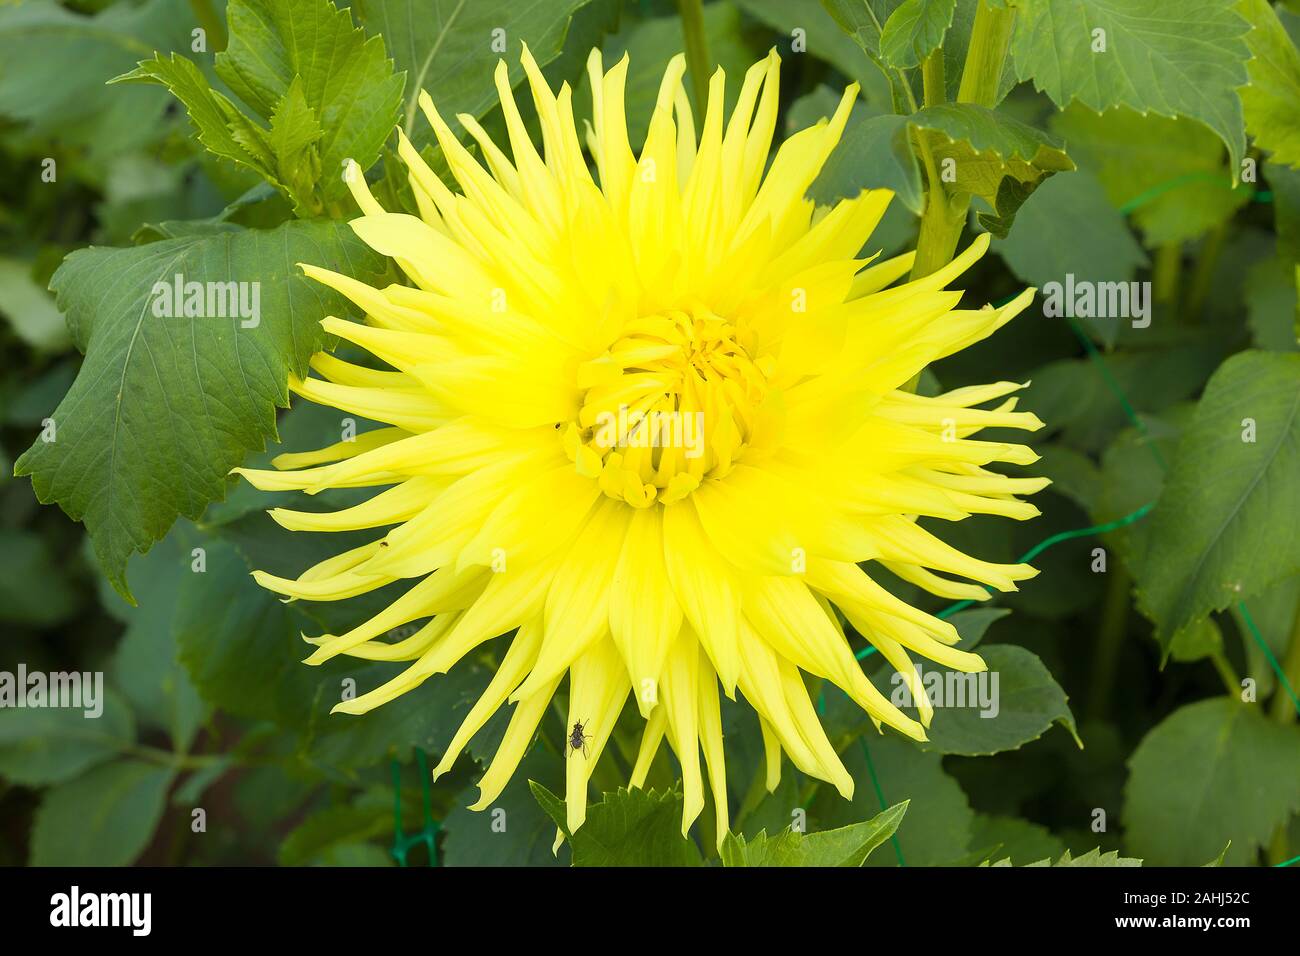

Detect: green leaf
[30, 758, 176, 866]
[268, 77, 326, 215]
[721, 801, 908, 865]
[175, 533, 504, 769]
[969, 813, 1067, 865]
[918, 645, 1080, 755]
[14, 220, 386, 600]
[1204, 842, 1231, 866]
[279, 803, 391, 865]
[118, 0, 403, 213]
[0, 257, 68, 352]
[174, 539, 306, 725]
[1010, 0, 1253, 169]
[217, 0, 404, 197]
[1094, 407, 1189, 563]
[820, 0, 1013, 107]
[316, 843, 395, 866]
[991, 846, 1141, 866]
[880, 0, 957, 68]
[738, 0, 897, 107]
[1027, 338, 1227, 453]
[444, 749, 564, 866]
[819, 0, 969, 108]
[1035, 444, 1104, 513]
[115, 54, 281, 188]
[823, 607, 1009, 738]
[944, 607, 1014, 650]
[172, 757, 234, 807]
[1052, 105, 1250, 245]
[200, 398, 372, 528]
[908, 103, 1075, 237]
[723, 710, 808, 837]
[0, 528, 80, 627]
[354, 0, 595, 145]
[306, 659, 502, 770]
[812, 113, 925, 214]
[529, 783, 704, 866]
[1231, 575, 1298, 701]
[1134, 351, 1300, 647]
[1267, 161, 1300, 264]
[819, 0, 902, 60]
[822, 734, 974, 866]
[4, 361, 77, 430]
[995, 169, 1147, 347]
[1168, 617, 1225, 664]
[232, 765, 318, 832]
[1124, 697, 1300, 865]
[0, 687, 135, 786]
[1237, 0, 1300, 168]
[1052, 847, 1143, 866]
[104, 524, 207, 749]
[0, 0, 192, 168]
[1245, 253, 1299, 351]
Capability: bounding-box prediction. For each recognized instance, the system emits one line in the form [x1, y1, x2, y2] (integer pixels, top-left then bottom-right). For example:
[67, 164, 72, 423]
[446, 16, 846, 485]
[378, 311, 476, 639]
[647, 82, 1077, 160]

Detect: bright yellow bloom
[236, 45, 1046, 845]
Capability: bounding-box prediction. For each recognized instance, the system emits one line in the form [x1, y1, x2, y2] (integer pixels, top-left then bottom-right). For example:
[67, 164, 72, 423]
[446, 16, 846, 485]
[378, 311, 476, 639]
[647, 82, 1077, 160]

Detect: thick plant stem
[1153, 242, 1183, 314]
[911, 184, 966, 279]
[1185, 224, 1227, 321]
[957, 1, 1015, 108]
[910, 0, 1014, 281]
[1087, 565, 1130, 720]
[910, 162, 963, 281]
[922, 49, 946, 107]
[676, 0, 711, 120]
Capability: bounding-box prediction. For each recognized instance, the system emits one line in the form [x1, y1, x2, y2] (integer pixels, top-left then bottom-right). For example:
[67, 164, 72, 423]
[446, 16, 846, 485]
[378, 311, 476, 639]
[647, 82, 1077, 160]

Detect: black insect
[566, 719, 591, 758]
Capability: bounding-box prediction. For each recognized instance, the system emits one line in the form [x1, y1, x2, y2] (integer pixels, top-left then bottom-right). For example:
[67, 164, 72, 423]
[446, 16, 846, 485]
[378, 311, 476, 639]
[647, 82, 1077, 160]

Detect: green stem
[1185, 224, 1226, 321]
[1087, 564, 1130, 720]
[861, 2, 919, 114]
[676, 0, 711, 122]
[910, 1, 1014, 281]
[1209, 650, 1240, 697]
[922, 49, 946, 107]
[1270, 600, 1300, 725]
[910, 183, 965, 280]
[956, 0, 1015, 108]
[1153, 242, 1182, 313]
[125, 744, 227, 772]
[167, 811, 193, 866]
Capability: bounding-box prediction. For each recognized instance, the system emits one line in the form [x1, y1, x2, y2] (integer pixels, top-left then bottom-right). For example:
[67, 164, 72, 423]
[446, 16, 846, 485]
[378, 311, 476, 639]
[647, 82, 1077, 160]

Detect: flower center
[565, 309, 772, 507]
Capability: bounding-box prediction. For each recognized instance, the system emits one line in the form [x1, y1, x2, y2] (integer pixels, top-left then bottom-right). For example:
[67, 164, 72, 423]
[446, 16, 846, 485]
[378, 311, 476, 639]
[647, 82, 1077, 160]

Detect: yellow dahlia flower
[235, 45, 1046, 844]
